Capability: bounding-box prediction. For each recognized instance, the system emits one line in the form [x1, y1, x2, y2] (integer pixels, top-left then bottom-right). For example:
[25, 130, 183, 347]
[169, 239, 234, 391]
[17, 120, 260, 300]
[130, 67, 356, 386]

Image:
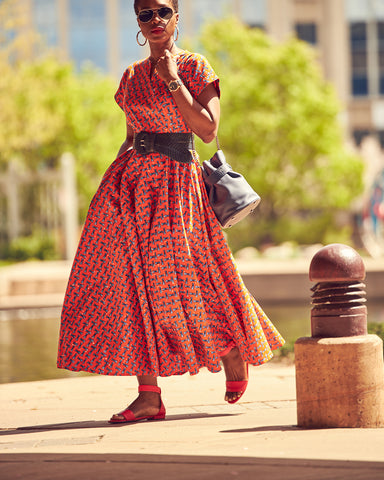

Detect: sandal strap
[138, 385, 161, 394]
[226, 380, 248, 392]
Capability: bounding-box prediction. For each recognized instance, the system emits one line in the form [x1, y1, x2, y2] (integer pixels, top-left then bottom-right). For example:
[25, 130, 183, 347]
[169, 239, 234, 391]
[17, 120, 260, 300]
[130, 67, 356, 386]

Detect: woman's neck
[149, 42, 180, 63]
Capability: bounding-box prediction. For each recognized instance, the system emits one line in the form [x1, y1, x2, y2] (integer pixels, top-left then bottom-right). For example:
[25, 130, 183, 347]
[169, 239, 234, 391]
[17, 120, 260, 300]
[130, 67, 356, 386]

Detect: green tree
[0, 0, 57, 162]
[0, 57, 124, 217]
[0, 0, 124, 218]
[196, 18, 364, 251]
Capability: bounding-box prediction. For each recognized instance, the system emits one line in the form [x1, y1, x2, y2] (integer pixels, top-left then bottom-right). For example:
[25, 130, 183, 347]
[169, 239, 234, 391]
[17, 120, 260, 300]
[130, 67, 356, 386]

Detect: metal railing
[0, 153, 78, 260]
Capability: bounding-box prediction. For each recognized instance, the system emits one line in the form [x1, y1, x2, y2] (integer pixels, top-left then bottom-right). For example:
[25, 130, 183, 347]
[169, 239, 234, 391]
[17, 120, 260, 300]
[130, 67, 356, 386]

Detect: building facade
[12, 0, 384, 147]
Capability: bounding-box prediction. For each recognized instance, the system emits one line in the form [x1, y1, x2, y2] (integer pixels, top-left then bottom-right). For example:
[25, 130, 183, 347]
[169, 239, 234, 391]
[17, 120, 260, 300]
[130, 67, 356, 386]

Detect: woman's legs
[110, 348, 248, 420]
[110, 374, 162, 421]
[221, 347, 248, 403]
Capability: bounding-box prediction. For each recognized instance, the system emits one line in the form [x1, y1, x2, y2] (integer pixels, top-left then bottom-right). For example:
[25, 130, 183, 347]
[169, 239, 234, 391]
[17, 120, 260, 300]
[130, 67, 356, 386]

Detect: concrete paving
[1, 257, 384, 478]
[1, 363, 384, 479]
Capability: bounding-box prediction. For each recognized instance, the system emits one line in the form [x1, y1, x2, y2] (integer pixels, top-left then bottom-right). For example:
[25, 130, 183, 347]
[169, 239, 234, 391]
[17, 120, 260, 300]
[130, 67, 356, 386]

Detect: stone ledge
[1, 258, 383, 309]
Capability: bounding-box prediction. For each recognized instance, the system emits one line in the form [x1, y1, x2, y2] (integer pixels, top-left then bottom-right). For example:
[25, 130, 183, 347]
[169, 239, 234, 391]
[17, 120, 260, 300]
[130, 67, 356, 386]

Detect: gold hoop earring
[136, 30, 147, 47]
[174, 26, 179, 42]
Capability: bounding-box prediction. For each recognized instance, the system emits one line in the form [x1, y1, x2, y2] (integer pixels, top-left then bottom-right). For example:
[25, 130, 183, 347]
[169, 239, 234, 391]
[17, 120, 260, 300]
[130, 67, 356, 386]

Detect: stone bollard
[295, 243, 384, 428]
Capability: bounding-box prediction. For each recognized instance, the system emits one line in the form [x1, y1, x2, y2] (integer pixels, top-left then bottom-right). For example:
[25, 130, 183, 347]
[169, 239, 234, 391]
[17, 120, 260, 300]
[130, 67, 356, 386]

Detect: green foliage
[1, 7, 365, 256]
[0, 0, 125, 260]
[0, 1, 124, 220]
[368, 323, 384, 353]
[0, 56, 124, 219]
[1, 233, 58, 261]
[270, 338, 295, 364]
[270, 323, 384, 364]
[267, 323, 384, 365]
[196, 18, 364, 250]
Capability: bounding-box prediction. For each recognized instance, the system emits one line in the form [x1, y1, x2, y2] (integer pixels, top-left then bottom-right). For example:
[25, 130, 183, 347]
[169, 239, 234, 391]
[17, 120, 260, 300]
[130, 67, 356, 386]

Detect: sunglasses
[137, 7, 174, 23]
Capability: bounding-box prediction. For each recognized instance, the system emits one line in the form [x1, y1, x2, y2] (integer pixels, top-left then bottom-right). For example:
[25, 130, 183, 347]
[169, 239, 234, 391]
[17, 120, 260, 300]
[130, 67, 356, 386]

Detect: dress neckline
[145, 49, 189, 64]
[145, 50, 189, 79]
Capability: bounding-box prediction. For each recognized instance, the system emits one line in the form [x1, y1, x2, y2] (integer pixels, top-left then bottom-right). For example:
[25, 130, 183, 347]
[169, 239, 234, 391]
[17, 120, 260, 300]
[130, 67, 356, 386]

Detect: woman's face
[136, 0, 179, 45]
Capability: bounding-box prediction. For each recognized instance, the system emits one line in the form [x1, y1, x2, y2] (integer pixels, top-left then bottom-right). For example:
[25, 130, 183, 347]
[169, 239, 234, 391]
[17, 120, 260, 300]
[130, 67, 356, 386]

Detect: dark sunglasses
[137, 7, 174, 23]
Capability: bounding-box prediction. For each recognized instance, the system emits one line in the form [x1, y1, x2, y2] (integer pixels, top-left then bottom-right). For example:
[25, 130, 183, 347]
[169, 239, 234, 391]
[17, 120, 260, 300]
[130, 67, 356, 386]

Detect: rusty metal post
[295, 243, 384, 428]
[310, 244, 367, 337]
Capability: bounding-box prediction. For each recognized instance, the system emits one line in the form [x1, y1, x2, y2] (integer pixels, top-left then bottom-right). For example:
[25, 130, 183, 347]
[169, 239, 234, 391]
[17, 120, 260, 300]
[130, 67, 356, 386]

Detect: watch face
[169, 80, 181, 91]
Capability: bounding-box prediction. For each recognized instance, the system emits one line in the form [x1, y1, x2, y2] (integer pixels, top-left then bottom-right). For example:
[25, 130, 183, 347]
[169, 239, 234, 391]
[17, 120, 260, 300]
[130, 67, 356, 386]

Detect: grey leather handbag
[201, 138, 261, 228]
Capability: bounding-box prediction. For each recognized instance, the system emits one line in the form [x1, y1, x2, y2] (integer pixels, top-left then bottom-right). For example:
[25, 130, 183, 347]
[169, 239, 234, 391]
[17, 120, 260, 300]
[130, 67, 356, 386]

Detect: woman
[57, 0, 284, 423]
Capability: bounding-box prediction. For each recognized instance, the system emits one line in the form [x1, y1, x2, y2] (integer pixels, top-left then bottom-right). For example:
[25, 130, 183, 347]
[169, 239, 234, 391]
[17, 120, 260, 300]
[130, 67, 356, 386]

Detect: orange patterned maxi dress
[57, 52, 284, 377]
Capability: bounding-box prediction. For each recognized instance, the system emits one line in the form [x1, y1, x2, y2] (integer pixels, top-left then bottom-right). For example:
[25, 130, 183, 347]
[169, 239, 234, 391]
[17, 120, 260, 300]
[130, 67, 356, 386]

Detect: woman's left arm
[156, 50, 220, 143]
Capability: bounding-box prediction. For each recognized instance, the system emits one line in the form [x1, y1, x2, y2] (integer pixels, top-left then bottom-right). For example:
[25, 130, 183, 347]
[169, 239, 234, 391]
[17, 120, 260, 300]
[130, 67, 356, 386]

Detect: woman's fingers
[156, 50, 178, 82]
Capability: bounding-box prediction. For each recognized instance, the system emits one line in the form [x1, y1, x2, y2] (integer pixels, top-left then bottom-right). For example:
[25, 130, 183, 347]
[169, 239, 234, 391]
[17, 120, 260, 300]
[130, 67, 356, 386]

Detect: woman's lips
[151, 27, 165, 34]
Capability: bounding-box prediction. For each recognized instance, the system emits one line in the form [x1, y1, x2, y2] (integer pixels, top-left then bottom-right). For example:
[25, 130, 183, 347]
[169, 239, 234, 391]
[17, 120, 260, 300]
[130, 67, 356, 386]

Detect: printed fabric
[57, 52, 284, 377]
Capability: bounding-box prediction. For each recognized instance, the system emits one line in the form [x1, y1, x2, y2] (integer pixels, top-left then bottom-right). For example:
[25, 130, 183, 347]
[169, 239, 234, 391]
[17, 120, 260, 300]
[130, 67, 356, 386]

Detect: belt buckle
[136, 132, 155, 154]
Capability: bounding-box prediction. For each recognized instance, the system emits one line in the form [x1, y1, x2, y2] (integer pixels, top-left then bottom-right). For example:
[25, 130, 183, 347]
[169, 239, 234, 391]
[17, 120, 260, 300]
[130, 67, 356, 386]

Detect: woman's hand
[155, 49, 179, 83]
[155, 50, 220, 144]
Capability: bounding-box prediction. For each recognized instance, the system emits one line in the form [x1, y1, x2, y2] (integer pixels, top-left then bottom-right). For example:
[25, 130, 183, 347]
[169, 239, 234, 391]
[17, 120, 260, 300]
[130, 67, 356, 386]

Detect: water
[1, 303, 384, 384]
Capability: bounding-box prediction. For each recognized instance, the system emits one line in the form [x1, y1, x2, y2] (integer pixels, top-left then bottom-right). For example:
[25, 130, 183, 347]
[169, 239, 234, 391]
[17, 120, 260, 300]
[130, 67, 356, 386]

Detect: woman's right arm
[116, 122, 134, 158]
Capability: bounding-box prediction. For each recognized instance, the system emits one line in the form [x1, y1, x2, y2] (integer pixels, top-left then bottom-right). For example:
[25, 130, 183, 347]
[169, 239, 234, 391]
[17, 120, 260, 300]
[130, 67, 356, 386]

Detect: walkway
[1, 364, 384, 479]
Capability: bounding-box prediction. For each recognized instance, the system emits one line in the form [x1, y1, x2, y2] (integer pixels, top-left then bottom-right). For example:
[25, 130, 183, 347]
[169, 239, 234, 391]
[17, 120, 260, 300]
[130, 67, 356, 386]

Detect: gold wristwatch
[168, 79, 183, 92]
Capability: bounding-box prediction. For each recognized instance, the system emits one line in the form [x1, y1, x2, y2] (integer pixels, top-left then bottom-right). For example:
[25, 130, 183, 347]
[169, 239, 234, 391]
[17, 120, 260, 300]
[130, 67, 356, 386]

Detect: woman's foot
[221, 346, 249, 403]
[109, 386, 164, 423]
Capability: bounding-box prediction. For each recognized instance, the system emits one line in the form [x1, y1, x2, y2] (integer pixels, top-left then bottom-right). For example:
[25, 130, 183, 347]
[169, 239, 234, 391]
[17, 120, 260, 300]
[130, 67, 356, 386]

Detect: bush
[1, 234, 58, 261]
[198, 18, 364, 250]
[271, 323, 384, 364]
[368, 323, 384, 353]
[271, 338, 295, 364]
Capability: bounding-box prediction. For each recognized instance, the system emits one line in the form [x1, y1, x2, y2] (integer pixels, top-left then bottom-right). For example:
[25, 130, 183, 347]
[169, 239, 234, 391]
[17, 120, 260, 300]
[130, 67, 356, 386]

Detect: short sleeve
[181, 53, 220, 100]
[114, 69, 128, 112]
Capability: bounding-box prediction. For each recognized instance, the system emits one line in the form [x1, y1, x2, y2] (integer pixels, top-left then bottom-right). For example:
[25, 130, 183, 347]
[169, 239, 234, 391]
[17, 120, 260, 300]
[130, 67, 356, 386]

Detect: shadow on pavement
[0, 412, 239, 436]
[221, 424, 302, 433]
[1, 453, 384, 480]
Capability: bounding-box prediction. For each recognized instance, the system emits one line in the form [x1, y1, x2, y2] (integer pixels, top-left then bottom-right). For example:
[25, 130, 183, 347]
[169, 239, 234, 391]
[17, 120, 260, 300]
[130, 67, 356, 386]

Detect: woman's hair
[134, 1, 179, 15]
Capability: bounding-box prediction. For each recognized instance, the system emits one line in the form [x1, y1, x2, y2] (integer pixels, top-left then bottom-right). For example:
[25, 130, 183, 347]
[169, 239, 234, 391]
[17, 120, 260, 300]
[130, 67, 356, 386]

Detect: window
[353, 129, 370, 146]
[187, 0, 232, 30]
[346, 0, 384, 22]
[352, 129, 384, 148]
[350, 22, 368, 96]
[241, 0, 266, 29]
[378, 22, 384, 95]
[118, 0, 141, 74]
[68, 0, 107, 71]
[33, 0, 59, 46]
[295, 23, 317, 45]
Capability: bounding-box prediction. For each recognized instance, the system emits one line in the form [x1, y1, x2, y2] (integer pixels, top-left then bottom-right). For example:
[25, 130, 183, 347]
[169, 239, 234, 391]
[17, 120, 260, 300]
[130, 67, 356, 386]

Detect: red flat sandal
[109, 385, 166, 424]
[225, 364, 249, 404]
